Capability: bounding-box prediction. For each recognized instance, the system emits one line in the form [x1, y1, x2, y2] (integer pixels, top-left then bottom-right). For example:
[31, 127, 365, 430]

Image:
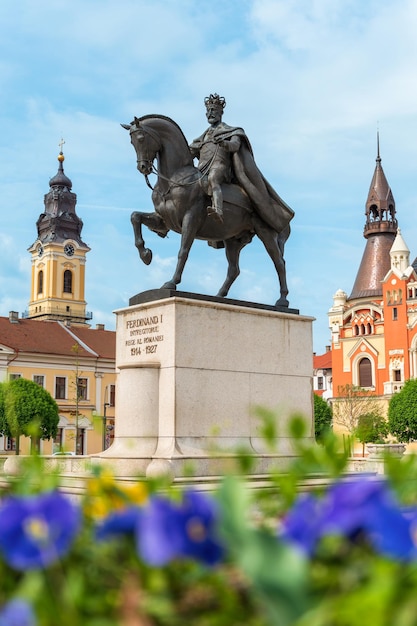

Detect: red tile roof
[313, 350, 332, 370]
[0, 317, 115, 359]
[68, 325, 116, 359]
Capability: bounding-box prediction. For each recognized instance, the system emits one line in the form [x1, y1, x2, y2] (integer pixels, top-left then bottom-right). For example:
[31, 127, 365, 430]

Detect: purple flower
[0, 491, 81, 570]
[0, 599, 36, 626]
[282, 478, 417, 561]
[96, 506, 142, 540]
[136, 491, 224, 566]
[280, 493, 324, 556]
[323, 479, 415, 559]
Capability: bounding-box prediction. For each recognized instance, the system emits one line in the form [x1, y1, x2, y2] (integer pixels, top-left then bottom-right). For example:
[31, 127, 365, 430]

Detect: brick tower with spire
[329, 138, 417, 404]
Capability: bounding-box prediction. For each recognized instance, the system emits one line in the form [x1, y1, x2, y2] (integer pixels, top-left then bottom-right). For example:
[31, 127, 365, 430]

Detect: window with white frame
[55, 377, 66, 400]
[53, 428, 64, 452]
[77, 377, 88, 401]
[109, 384, 116, 407]
[358, 357, 373, 388]
[393, 369, 402, 382]
[5, 437, 16, 451]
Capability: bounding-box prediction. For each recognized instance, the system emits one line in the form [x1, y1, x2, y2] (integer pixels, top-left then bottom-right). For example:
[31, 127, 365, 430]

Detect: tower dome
[48, 152, 72, 190]
[35, 147, 87, 246]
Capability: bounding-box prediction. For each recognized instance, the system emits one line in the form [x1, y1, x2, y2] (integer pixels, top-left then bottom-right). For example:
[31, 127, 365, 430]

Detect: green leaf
[217, 476, 309, 625]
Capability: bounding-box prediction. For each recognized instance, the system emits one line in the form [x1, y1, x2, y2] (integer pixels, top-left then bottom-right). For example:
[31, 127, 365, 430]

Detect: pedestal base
[95, 290, 314, 479]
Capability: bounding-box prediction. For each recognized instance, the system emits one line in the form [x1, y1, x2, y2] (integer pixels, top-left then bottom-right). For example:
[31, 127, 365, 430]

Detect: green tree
[355, 412, 389, 456]
[388, 378, 417, 443]
[0, 378, 59, 454]
[0, 383, 7, 438]
[313, 393, 332, 442]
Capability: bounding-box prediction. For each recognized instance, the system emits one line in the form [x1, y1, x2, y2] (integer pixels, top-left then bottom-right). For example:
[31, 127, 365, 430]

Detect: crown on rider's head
[204, 94, 226, 110]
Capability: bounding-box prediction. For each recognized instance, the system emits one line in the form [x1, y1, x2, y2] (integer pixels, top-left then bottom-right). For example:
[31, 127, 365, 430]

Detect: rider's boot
[207, 191, 224, 223]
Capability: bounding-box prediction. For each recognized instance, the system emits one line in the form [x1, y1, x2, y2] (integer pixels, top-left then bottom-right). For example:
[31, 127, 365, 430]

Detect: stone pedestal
[98, 290, 314, 478]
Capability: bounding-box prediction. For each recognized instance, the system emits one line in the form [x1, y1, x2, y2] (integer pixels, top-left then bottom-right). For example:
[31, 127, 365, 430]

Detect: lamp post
[103, 403, 110, 451]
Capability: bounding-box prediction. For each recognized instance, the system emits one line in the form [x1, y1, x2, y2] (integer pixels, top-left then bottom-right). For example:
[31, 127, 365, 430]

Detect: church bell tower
[349, 134, 398, 301]
[27, 145, 91, 325]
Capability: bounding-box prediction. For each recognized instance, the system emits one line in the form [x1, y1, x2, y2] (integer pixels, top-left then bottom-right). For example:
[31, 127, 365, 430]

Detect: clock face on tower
[64, 243, 75, 257]
[37, 244, 44, 258]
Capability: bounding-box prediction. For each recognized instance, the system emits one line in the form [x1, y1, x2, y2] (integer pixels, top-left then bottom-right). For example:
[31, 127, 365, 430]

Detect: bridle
[130, 123, 219, 194]
[130, 124, 161, 189]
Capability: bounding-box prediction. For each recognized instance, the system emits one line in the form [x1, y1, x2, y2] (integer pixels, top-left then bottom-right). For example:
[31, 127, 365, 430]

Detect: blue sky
[1, 0, 417, 353]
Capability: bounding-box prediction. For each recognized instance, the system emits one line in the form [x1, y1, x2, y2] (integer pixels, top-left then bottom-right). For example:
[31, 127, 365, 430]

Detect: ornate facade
[329, 140, 417, 406]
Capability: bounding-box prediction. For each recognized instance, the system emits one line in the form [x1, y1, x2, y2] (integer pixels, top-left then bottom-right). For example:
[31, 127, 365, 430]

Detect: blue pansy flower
[323, 479, 416, 559]
[0, 491, 81, 570]
[282, 477, 417, 561]
[136, 490, 224, 566]
[0, 598, 36, 626]
[96, 506, 142, 540]
[179, 490, 225, 565]
[280, 492, 324, 556]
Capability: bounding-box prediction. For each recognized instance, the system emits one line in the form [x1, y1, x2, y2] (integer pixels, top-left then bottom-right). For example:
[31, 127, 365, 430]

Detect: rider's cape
[191, 123, 294, 234]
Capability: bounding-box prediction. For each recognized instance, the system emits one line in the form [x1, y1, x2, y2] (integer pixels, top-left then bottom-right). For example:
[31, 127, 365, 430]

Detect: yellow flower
[83, 474, 148, 520]
[120, 483, 148, 506]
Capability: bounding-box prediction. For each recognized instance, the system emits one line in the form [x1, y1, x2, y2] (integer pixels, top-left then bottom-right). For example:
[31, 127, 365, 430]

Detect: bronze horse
[122, 114, 292, 308]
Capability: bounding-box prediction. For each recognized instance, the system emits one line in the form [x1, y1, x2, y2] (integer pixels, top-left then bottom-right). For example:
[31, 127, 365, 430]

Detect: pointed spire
[390, 228, 410, 273]
[364, 133, 397, 238]
[349, 137, 398, 300]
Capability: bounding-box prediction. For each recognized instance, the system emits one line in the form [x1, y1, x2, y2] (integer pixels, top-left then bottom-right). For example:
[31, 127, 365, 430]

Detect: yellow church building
[0, 149, 116, 455]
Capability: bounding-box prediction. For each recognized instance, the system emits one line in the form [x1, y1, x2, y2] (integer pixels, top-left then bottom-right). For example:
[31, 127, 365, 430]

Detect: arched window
[358, 357, 372, 388]
[37, 270, 43, 294]
[63, 270, 73, 293]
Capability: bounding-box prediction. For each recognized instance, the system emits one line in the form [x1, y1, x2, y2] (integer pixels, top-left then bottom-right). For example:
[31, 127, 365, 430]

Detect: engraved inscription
[125, 313, 165, 358]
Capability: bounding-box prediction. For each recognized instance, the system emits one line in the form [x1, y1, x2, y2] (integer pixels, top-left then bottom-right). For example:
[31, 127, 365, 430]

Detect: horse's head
[121, 117, 161, 176]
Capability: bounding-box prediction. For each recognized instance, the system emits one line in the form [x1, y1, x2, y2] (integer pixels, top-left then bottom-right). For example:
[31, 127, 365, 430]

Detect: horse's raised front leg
[130, 211, 168, 266]
[253, 217, 289, 308]
[217, 237, 250, 298]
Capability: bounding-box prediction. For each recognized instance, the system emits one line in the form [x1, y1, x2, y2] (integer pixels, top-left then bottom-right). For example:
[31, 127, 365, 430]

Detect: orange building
[329, 138, 417, 408]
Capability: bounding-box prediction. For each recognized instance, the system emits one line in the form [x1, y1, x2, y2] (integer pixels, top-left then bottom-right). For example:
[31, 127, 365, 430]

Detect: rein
[147, 145, 219, 194]
[132, 121, 219, 194]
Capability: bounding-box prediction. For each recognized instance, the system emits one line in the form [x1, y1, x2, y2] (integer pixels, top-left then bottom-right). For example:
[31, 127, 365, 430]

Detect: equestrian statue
[121, 93, 294, 308]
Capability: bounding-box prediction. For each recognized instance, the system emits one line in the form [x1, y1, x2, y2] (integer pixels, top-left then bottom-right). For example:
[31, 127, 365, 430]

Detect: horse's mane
[135, 114, 189, 146]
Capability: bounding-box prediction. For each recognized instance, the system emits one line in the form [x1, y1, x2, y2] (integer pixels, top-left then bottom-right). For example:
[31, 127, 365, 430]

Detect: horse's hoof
[141, 249, 152, 265]
[161, 281, 177, 291]
[275, 297, 289, 308]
